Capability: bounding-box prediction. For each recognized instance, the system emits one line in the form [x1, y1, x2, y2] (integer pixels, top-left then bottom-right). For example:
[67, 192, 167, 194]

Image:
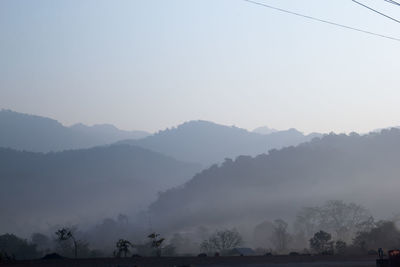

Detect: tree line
[2, 200, 400, 261]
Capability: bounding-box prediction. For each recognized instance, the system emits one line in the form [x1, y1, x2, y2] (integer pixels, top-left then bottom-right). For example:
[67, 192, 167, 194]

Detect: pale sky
[0, 0, 399, 134]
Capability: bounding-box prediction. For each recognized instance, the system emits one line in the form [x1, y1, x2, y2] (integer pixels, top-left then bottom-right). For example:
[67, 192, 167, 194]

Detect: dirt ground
[1, 255, 377, 267]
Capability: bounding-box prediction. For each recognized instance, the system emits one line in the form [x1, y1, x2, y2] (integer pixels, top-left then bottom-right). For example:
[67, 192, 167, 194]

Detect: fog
[1, 0, 400, 263]
[2, 112, 400, 257]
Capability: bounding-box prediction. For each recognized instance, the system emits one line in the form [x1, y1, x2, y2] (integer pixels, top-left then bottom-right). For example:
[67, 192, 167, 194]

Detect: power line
[242, 0, 400, 42]
[352, 0, 400, 24]
[384, 0, 400, 7]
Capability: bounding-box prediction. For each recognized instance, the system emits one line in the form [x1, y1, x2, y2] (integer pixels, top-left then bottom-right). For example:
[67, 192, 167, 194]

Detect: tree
[200, 239, 215, 254]
[295, 200, 372, 242]
[114, 239, 132, 257]
[353, 220, 400, 252]
[200, 229, 243, 254]
[294, 207, 322, 241]
[0, 234, 39, 260]
[148, 232, 165, 257]
[321, 201, 371, 241]
[270, 219, 291, 253]
[309, 231, 333, 254]
[55, 228, 78, 258]
[335, 240, 347, 255]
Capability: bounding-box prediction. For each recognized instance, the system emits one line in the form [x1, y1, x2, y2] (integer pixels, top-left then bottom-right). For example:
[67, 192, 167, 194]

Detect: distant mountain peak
[284, 128, 302, 134]
[178, 120, 218, 128]
[70, 123, 120, 131]
[252, 125, 278, 135]
[154, 120, 250, 135]
[179, 120, 232, 128]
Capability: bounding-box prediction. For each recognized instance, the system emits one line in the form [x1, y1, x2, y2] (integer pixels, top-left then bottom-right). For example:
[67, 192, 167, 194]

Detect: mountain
[69, 123, 149, 143]
[0, 109, 149, 152]
[0, 144, 201, 235]
[147, 128, 400, 232]
[118, 120, 321, 166]
[252, 125, 278, 135]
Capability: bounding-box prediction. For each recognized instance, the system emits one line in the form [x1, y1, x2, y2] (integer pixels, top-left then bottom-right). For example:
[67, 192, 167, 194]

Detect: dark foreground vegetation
[0, 214, 398, 266]
[0, 255, 377, 267]
[3, 113, 400, 266]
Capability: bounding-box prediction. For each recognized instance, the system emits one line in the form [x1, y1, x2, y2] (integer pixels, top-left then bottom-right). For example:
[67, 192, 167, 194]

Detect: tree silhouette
[270, 219, 292, 253]
[0, 234, 39, 260]
[114, 239, 132, 257]
[309, 231, 333, 254]
[295, 201, 372, 242]
[55, 228, 78, 258]
[335, 240, 347, 254]
[148, 233, 164, 257]
[353, 220, 400, 251]
[200, 229, 243, 254]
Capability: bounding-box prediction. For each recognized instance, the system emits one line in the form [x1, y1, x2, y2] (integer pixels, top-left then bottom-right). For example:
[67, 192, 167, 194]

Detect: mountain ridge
[118, 120, 322, 166]
[0, 109, 149, 152]
[147, 128, 400, 232]
[0, 144, 202, 235]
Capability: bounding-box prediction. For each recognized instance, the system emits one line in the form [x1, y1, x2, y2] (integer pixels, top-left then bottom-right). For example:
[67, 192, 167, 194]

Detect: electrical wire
[242, 0, 400, 42]
[352, 0, 400, 24]
[384, 0, 400, 7]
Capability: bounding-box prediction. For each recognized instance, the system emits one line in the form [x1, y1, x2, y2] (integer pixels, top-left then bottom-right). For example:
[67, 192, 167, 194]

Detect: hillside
[118, 120, 320, 166]
[147, 128, 400, 232]
[0, 110, 149, 152]
[0, 145, 201, 235]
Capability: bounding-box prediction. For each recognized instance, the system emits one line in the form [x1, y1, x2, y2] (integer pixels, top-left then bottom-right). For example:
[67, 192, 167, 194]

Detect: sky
[0, 0, 399, 134]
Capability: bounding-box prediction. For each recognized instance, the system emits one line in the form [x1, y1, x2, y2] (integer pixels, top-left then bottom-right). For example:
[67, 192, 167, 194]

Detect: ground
[0, 255, 378, 267]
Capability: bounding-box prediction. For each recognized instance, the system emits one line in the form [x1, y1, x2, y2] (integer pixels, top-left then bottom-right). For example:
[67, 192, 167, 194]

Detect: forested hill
[148, 128, 400, 232]
[0, 109, 149, 152]
[0, 144, 201, 235]
[118, 120, 320, 166]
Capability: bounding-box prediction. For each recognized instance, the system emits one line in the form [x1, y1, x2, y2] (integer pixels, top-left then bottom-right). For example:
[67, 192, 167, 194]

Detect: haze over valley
[1, 0, 400, 264]
[2, 109, 400, 252]
[0, 110, 323, 235]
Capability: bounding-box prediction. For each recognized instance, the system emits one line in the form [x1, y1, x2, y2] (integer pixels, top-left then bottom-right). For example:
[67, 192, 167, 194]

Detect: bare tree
[55, 228, 78, 258]
[322, 201, 372, 240]
[200, 229, 243, 254]
[294, 206, 322, 240]
[295, 200, 372, 242]
[270, 219, 291, 253]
